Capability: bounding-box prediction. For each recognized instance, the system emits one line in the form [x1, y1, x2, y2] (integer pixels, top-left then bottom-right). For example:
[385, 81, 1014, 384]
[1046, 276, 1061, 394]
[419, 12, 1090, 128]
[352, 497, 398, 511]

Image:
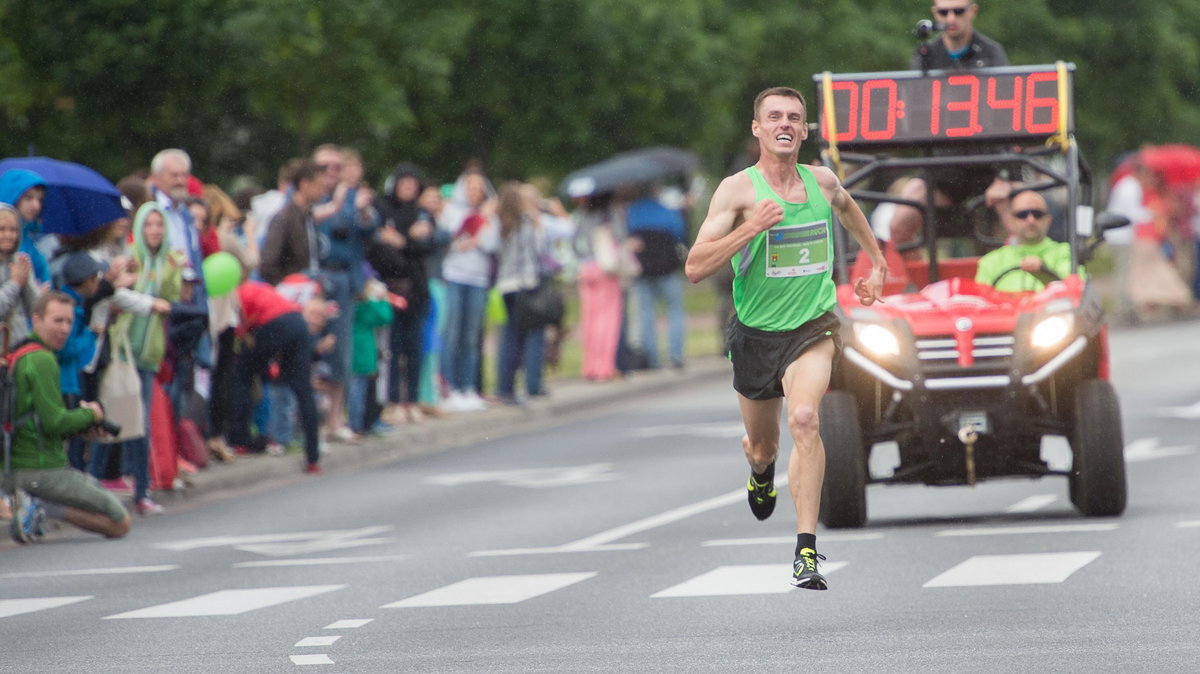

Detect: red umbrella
[1138, 144, 1200, 188]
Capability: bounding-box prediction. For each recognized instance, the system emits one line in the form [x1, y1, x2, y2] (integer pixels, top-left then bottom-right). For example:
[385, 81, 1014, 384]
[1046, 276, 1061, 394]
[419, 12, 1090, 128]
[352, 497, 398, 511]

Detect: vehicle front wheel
[819, 390, 868, 528]
[1069, 379, 1127, 517]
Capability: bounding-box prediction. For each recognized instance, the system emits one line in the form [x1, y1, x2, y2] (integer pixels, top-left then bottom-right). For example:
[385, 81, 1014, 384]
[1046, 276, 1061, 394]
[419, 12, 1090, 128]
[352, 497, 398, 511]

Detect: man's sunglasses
[1014, 209, 1048, 220]
[935, 7, 970, 17]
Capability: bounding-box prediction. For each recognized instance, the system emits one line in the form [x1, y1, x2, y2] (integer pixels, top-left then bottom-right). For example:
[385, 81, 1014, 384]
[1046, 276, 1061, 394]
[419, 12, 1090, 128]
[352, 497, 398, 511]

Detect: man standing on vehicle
[686, 87, 886, 590]
[975, 189, 1084, 291]
[891, 0, 1012, 248]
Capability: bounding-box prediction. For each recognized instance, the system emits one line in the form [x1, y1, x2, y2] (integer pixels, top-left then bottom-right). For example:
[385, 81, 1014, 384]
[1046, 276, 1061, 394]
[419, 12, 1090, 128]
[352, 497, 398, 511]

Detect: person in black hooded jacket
[368, 163, 437, 425]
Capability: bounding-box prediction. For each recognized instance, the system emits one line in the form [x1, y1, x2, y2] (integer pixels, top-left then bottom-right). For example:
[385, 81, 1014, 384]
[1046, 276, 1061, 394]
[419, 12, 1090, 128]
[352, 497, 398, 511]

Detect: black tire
[1069, 379, 1127, 517]
[819, 390, 868, 528]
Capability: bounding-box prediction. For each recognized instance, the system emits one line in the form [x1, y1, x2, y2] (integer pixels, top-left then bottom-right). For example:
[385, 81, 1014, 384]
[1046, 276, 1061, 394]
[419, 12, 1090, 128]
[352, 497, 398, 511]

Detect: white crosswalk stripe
[651, 562, 849, 598]
[924, 552, 1101, 588]
[381, 573, 596, 608]
[103, 585, 346, 619]
[0, 596, 92, 619]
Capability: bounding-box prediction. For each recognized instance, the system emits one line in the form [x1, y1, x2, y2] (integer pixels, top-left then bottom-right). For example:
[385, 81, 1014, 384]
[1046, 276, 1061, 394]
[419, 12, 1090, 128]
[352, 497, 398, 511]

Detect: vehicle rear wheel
[819, 390, 868, 528]
[1068, 379, 1127, 517]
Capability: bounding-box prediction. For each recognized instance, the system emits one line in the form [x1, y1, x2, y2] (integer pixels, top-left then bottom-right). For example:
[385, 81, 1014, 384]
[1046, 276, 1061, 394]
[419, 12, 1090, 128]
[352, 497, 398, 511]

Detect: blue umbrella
[0, 156, 126, 236]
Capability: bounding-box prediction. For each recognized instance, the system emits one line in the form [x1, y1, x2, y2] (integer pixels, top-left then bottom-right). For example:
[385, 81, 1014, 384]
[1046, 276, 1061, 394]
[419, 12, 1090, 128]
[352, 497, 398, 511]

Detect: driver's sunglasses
[935, 7, 970, 17]
[1014, 209, 1048, 220]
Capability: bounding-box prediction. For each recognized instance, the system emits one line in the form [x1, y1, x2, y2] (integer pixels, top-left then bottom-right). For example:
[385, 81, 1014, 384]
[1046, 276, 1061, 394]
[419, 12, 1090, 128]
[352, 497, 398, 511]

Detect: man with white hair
[149, 149, 204, 286]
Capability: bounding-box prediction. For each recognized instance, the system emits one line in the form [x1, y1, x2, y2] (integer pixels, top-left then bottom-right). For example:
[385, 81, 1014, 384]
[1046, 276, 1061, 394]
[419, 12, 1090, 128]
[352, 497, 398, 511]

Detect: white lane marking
[702, 532, 883, 547]
[936, 523, 1118, 537]
[382, 573, 596, 608]
[325, 619, 373, 629]
[631, 422, 745, 438]
[1124, 437, 1196, 463]
[424, 463, 620, 488]
[924, 552, 1100, 587]
[156, 526, 393, 555]
[472, 478, 790, 557]
[470, 543, 647, 557]
[1178, 521, 1200, 528]
[1153, 400, 1200, 419]
[0, 565, 178, 580]
[652, 563, 849, 598]
[289, 654, 333, 666]
[0, 596, 92, 618]
[295, 636, 340, 647]
[103, 585, 346, 619]
[234, 555, 407, 568]
[1005, 494, 1059, 514]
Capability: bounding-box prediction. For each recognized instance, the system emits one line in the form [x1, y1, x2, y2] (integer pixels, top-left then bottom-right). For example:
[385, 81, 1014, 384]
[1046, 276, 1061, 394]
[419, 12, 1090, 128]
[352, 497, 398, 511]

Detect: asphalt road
[2, 320, 1199, 673]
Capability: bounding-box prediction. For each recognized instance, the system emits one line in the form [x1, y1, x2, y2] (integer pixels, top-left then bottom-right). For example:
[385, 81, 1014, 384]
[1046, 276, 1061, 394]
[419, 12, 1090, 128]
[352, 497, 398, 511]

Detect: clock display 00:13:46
[814, 65, 1074, 147]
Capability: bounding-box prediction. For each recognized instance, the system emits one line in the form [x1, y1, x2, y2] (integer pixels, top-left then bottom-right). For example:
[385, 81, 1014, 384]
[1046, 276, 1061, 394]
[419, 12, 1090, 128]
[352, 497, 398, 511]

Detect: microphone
[912, 19, 943, 40]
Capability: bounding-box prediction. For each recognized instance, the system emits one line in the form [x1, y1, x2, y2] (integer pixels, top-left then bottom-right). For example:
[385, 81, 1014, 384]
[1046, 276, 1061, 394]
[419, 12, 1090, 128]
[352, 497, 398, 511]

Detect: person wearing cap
[0, 168, 52, 284]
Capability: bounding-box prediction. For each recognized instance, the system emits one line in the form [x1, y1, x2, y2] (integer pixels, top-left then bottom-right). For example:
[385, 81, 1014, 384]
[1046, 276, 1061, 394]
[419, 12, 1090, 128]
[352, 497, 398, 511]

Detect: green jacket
[8, 335, 97, 471]
[974, 238, 1085, 292]
[352, 297, 394, 376]
[110, 202, 183, 371]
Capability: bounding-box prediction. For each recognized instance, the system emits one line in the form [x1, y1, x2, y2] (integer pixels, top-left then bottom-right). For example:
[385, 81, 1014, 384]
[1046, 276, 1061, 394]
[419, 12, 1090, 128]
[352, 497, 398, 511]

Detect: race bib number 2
[765, 220, 830, 277]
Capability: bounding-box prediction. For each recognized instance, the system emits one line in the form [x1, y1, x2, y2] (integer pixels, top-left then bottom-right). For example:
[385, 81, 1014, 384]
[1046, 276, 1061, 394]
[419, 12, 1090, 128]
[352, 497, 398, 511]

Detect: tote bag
[96, 335, 145, 443]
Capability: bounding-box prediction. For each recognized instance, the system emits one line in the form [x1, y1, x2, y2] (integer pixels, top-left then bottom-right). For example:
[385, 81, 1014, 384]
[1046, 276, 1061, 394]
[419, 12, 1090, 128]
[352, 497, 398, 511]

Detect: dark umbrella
[560, 146, 699, 199]
[0, 156, 126, 235]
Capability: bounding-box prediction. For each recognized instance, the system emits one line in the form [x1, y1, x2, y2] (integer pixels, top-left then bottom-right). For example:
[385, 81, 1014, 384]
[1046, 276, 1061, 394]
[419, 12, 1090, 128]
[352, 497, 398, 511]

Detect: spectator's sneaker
[266, 442, 287, 457]
[791, 548, 828, 591]
[9, 492, 45, 544]
[100, 477, 133, 495]
[304, 463, 322, 475]
[135, 498, 165, 516]
[747, 474, 777, 521]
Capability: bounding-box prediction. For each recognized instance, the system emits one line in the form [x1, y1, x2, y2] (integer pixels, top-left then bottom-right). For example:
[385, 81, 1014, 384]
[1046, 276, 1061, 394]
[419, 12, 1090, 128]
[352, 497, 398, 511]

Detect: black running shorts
[726, 311, 841, 401]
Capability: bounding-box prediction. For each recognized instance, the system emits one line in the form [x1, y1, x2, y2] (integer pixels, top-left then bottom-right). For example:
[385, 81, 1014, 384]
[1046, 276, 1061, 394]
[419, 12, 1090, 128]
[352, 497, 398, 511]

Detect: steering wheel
[990, 264, 1061, 288]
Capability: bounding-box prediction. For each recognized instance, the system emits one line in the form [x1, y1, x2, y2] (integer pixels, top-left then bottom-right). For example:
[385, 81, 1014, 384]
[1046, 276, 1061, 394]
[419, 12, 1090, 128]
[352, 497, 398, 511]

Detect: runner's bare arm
[685, 175, 782, 283]
[815, 167, 888, 305]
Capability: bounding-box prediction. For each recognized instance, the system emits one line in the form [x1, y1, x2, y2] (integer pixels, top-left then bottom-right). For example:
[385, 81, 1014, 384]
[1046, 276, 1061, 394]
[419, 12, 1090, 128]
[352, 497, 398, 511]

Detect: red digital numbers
[1024, 71, 1059, 134]
[987, 75, 1023, 131]
[860, 79, 899, 141]
[823, 69, 1065, 145]
[944, 75, 982, 137]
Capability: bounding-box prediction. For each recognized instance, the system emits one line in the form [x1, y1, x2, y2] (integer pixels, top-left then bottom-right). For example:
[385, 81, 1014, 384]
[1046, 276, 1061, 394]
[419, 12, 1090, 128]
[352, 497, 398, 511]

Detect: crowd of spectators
[0, 144, 692, 535]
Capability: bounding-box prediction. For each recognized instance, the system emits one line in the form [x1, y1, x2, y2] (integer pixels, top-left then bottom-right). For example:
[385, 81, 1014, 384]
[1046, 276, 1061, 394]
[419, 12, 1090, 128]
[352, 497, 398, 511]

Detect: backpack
[2, 341, 50, 480]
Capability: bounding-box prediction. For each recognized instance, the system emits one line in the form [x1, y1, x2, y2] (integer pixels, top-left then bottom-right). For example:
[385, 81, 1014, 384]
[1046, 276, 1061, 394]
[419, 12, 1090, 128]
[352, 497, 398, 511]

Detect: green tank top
[731, 164, 837, 331]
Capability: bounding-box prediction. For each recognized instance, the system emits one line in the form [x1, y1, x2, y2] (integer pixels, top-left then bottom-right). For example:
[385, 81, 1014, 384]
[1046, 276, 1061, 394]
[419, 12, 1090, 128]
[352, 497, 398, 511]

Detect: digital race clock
[813, 64, 1075, 149]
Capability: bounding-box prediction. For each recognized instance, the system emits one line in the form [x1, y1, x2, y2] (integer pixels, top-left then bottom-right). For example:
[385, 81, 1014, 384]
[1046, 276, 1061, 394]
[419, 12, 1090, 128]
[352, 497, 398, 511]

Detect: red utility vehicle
[813, 63, 1129, 527]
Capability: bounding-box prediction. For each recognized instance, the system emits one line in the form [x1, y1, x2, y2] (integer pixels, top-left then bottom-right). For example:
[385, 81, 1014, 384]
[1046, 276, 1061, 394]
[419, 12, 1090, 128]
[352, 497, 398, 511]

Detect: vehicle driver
[890, 0, 1012, 252]
[975, 189, 1084, 291]
[685, 86, 886, 590]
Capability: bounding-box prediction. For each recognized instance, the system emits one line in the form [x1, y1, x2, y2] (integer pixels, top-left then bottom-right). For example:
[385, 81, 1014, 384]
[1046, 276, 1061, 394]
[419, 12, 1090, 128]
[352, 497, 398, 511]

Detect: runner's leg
[780, 338, 835, 535]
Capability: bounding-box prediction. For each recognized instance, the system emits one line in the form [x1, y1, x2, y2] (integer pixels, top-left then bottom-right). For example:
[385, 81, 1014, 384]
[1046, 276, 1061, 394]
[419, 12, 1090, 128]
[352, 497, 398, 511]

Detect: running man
[685, 86, 886, 590]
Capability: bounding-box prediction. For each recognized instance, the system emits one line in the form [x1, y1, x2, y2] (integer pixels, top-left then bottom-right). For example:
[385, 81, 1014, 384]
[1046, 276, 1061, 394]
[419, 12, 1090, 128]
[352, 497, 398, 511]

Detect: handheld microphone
[913, 19, 936, 40]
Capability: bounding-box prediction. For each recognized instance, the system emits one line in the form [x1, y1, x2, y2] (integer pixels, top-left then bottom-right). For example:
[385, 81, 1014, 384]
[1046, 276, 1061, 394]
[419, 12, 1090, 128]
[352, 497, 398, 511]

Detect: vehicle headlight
[1030, 314, 1073, 349]
[854, 323, 900, 357]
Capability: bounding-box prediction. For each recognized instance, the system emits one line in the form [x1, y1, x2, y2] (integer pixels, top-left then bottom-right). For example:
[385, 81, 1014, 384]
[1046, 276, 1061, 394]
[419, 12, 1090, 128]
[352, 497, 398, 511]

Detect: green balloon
[202, 252, 242, 297]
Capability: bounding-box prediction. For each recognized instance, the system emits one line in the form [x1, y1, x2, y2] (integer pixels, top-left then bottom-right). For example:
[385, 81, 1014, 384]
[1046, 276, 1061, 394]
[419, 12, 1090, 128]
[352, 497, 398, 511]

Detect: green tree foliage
[0, 0, 1196, 189]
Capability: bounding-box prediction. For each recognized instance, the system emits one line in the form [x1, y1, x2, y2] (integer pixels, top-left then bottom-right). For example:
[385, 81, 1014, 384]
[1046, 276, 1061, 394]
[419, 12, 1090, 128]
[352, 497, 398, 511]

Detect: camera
[96, 418, 122, 438]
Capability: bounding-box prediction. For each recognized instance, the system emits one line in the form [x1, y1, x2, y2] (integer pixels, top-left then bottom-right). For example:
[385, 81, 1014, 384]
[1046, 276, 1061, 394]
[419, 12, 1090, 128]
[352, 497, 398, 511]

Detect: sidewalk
[163, 356, 734, 503]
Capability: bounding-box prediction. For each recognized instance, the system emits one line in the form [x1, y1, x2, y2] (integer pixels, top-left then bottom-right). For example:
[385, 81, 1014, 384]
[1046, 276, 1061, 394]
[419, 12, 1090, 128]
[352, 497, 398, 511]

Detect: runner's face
[932, 1, 976, 39]
[752, 95, 807, 156]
